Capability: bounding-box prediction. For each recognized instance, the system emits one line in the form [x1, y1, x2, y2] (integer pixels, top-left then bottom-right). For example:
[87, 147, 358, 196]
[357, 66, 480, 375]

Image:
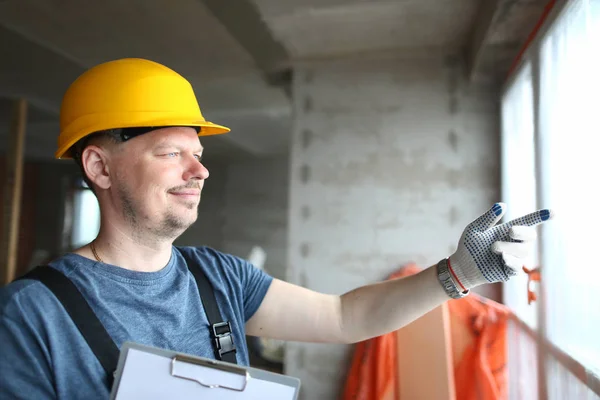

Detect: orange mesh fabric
[448, 293, 510, 400]
[341, 264, 510, 400]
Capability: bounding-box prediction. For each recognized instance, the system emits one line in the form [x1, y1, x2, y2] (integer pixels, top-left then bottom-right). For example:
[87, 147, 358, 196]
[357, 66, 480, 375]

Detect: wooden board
[396, 303, 456, 400]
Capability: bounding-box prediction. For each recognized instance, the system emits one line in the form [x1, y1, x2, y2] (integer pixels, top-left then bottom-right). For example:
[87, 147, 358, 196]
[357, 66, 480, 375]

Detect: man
[0, 58, 553, 399]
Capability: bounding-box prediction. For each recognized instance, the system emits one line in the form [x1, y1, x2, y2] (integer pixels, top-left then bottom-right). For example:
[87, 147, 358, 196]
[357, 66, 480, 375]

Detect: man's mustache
[168, 182, 201, 192]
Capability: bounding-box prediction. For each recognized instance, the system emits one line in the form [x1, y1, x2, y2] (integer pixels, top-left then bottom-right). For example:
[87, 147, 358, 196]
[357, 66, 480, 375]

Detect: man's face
[108, 127, 209, 240]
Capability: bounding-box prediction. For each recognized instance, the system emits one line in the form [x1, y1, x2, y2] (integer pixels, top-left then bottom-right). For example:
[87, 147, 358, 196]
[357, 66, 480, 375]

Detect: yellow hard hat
[56, 58, 230, 159]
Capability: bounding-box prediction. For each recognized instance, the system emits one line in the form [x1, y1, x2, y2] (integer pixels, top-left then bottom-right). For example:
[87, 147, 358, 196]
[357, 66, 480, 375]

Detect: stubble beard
[119, 184, 200, 244]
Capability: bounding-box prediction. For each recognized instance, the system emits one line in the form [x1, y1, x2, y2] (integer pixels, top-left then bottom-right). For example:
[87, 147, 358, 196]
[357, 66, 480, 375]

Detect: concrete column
[286, 55, 500, 399]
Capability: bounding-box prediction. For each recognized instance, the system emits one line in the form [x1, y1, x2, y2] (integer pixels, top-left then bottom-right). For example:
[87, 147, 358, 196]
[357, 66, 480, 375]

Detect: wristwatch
[436, 258, 470, 299]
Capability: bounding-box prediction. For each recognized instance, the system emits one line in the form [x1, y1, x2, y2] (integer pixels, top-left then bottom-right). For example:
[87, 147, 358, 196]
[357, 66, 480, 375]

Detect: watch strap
[436, 258, 469, 299]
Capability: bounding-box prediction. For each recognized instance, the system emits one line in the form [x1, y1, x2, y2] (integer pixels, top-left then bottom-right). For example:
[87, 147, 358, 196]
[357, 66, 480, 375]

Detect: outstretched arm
[246, 203, 553, 343]
[245, 265, 446, 344]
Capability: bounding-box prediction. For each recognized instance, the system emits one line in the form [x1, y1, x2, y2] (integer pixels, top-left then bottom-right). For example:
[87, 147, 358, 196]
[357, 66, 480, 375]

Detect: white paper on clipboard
[110, 342, 300, 400]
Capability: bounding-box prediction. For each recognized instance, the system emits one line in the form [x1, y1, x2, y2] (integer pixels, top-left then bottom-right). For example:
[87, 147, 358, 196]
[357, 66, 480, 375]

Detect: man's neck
[76, 223, 176, 273]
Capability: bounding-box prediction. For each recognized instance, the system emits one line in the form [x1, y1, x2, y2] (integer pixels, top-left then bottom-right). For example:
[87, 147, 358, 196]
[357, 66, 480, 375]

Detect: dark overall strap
[17, 266, 119, 387]
[183, 253, 238, 364]
[16, 255, 237, 388]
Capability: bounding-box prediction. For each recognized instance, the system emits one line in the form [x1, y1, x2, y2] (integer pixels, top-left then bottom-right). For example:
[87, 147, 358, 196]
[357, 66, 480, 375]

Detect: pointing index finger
[506, 209, 555, 227]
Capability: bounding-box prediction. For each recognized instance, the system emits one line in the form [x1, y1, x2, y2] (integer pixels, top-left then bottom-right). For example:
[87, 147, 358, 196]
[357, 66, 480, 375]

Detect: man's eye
[166, 152, 179, 157]
[194, 154, 203, 162]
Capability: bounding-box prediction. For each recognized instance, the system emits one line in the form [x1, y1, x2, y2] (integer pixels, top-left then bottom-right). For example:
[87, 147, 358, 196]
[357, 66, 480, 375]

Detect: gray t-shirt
[0, 246, 273, 399]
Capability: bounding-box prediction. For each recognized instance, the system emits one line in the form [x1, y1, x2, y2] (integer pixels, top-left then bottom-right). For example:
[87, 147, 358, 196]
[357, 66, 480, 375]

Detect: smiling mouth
[168, 190, 200, 197]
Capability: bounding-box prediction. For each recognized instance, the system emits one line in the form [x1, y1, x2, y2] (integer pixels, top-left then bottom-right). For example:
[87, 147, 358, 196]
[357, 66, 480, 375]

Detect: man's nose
[183, 155, 209, 181]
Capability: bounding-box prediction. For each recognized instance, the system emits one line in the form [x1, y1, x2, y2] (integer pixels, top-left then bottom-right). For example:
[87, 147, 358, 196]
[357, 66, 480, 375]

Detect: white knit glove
[444, 203, 554, 294]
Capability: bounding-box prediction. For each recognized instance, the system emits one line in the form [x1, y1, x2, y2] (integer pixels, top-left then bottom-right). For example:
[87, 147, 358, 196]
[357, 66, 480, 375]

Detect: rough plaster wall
[221, 156, 290, 281]
[286, 56, 500, 399]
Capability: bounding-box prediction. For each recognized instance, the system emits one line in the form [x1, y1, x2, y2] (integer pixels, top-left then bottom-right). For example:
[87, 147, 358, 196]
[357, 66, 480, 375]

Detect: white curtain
[502, 0, 600, 397]
[539, 0, 600, 378]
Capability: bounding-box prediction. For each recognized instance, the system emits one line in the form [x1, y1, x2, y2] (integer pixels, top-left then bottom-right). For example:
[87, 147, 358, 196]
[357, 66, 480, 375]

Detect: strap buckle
[212, 321, 236, 359]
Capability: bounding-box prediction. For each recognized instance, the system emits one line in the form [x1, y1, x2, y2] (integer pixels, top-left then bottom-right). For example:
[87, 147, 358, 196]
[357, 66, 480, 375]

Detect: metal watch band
[436, 258, 469, 299]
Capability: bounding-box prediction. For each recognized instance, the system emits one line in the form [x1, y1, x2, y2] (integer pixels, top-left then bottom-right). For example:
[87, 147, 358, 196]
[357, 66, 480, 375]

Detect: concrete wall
[286, 55, 500, 399]
[220, 156, 289, 281]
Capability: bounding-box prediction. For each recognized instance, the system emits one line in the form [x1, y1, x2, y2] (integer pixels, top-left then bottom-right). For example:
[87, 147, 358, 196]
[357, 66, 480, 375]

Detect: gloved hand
[437, 203, 554, 298]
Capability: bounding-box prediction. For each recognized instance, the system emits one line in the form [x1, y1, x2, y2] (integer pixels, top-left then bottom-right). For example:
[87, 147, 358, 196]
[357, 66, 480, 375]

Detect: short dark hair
[71, 130, 122, 193]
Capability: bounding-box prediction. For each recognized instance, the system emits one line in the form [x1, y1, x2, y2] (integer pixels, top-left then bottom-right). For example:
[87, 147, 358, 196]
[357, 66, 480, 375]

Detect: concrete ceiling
[0, 0, 551, 161]
[0, 0, 290, 161]
[252, 0, 482, 58]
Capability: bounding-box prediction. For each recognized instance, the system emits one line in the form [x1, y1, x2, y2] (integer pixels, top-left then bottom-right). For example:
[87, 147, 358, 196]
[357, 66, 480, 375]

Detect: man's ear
[81, 146, 111, 190]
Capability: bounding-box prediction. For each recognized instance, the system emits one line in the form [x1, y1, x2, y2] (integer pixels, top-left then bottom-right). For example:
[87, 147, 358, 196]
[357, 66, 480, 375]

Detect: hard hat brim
[55, 119, 230, 159]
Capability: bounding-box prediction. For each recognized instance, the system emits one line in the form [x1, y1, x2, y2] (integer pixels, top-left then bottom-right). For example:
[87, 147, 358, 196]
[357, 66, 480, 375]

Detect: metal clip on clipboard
[110, 342, 301, 399]
[170, 354, 250, 392]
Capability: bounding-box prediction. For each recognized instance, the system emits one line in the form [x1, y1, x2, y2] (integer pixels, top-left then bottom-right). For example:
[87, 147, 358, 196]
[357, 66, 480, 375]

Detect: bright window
[502, 0, 600, 396]
[500, 62, 538, 329]
[538, 0, 600, 374]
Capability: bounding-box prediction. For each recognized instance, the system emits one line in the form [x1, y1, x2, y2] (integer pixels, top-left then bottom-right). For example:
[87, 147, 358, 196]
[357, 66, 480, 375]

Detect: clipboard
[109, 342, 301, 400]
